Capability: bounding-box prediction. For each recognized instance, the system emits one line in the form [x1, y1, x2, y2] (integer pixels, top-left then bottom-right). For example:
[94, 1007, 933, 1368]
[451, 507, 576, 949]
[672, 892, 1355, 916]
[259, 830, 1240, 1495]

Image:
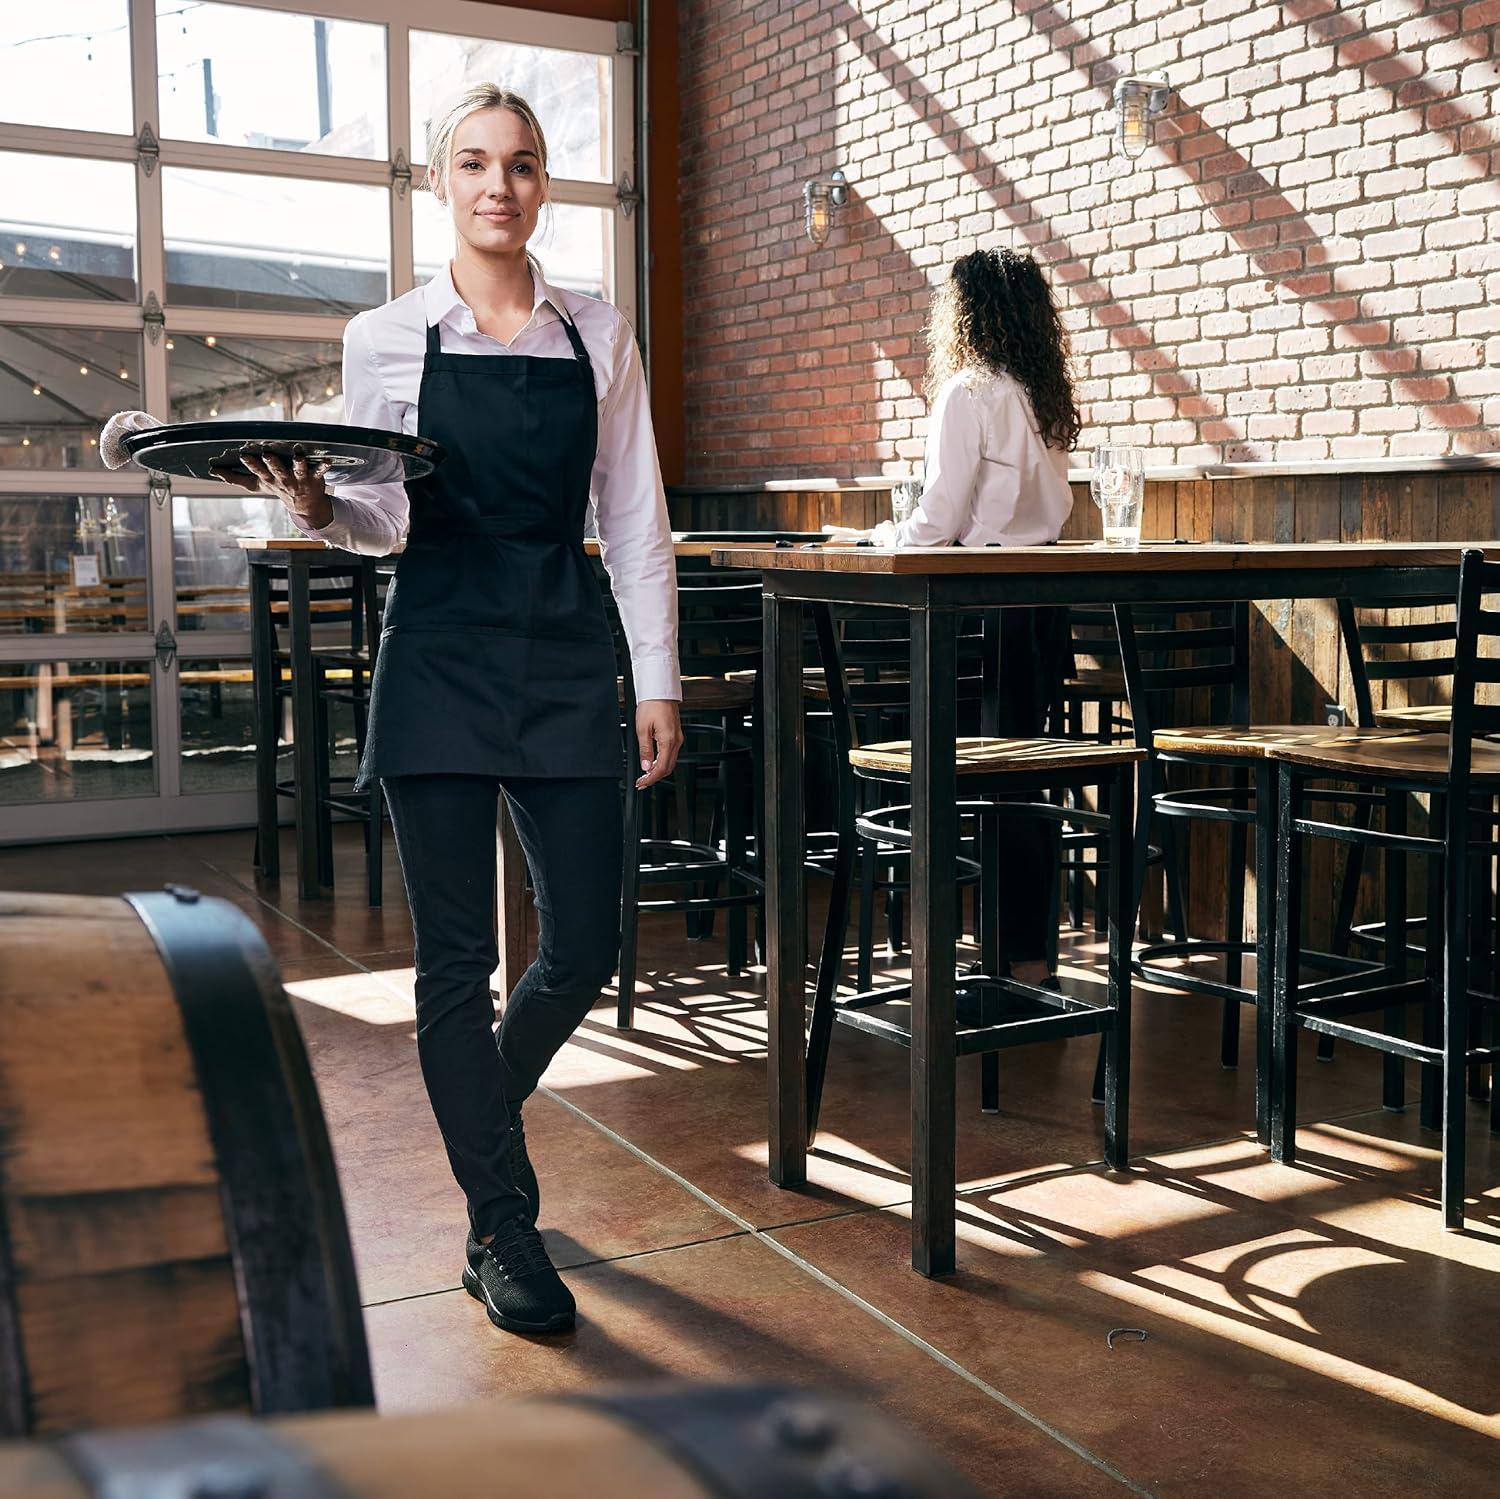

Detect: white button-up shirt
[893, 370, 1074, 548]
[294, 262, 681, 703]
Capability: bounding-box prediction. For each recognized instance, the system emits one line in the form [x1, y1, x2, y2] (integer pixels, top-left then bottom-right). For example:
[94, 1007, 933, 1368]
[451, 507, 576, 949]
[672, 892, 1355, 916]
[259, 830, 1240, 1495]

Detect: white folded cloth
[99, 409, 164, 470]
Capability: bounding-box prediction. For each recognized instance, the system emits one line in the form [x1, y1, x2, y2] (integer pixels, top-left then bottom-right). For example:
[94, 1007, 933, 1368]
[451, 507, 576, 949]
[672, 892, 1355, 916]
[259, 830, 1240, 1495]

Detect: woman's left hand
[635, 699, 684, 790]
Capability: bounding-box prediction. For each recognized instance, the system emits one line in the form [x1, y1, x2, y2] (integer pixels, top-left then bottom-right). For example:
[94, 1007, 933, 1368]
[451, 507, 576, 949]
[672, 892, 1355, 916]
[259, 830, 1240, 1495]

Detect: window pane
[180, 658, 263, 794]
[411, 32, 610, 183]
[1, 327, 141, 469]
[169, 334, 345, 424]
[413, 194, 611, 302]
[0, 153, 136, 303]
[0, 658, 155, 803]
[0, 493, 148, 637]
[162, 168, 388, 314]
[157, 2, 387, 159]
[0, 6, 134, 136]
[174, 493, 294, 635]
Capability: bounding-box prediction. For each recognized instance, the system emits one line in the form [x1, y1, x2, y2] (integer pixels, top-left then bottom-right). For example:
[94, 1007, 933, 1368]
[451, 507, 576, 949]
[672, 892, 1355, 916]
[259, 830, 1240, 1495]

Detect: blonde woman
[222, 87, 682, 1335]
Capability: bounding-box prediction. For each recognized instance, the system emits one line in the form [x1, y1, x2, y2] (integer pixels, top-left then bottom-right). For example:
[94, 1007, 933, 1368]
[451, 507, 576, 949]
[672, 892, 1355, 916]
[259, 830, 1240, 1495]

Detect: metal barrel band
[124, 889, 374, 1415]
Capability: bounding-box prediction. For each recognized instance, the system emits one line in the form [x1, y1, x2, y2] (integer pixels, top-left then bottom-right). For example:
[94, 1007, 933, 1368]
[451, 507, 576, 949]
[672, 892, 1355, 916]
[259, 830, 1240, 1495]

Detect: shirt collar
[423, 260, 569, 335]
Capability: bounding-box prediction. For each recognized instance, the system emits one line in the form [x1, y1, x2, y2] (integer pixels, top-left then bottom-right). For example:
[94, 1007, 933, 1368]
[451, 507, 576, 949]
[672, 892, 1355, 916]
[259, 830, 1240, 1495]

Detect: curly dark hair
[925, 248, 1081, 452]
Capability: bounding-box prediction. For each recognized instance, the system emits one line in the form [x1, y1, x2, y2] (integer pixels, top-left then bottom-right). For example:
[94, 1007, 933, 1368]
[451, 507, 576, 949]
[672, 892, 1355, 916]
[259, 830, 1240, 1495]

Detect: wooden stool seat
[1268, 729, 1500, 782]
[1063, 668, 1126, 699]
[850, 735, 1145, 777]
[1153, 724, 1412, 759]
[1375, 704, 1451, 729]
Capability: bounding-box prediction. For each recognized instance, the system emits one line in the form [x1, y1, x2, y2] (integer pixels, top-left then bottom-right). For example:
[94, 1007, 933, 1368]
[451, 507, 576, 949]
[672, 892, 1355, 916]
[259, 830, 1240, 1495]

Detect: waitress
[223, 85, 682, 1336]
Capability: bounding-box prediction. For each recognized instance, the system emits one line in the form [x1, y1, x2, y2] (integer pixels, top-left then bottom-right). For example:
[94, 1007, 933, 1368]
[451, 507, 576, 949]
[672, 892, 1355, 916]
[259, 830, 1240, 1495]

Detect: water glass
[890, 479, 921, 527]
[1090, 446, 1145, 548]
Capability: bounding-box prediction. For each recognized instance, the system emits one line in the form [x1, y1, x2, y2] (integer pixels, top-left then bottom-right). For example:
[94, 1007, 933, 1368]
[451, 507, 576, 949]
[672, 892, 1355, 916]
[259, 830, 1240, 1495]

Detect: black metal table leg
[909, 597, 958, 1277]
[765, 590, 807, 1187]
[250, 560, 279, 880]
[288, 562, 325, 899]
[1254, 758, 1276, 1145]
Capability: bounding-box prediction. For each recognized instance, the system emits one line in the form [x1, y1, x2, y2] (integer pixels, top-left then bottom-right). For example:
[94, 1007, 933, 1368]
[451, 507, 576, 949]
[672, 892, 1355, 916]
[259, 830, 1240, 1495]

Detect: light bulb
[48, 246, 60, 261]
[79, 364, 89, 376]
[324, 383, 335, 398]
[1116, 96, 1149, 159]
[165, 339, 175, 350]
[803, 181, 831, 247]
[32, 385, 41, 396]
[14, 241, 25, 255]
[209, 404, 219, 417]
[118, 366, 129, 380]
[21, 437, 30, 447]
[205, 335, 217, 346]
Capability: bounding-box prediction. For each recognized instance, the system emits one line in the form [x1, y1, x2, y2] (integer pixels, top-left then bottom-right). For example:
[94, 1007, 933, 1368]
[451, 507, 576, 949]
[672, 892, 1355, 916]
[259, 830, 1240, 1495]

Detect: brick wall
[676, 0, 1500, 481]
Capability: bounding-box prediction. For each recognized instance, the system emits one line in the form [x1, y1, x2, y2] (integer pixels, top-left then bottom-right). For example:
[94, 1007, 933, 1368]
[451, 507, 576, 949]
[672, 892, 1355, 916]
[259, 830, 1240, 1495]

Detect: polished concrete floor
[4, 825, 1498, 1496]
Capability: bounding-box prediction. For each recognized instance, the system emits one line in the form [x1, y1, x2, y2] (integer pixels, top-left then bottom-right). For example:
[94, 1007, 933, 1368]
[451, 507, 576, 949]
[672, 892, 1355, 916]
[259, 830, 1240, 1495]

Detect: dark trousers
[382, 773, 623, 1237]
[992, 606, 1069, 964]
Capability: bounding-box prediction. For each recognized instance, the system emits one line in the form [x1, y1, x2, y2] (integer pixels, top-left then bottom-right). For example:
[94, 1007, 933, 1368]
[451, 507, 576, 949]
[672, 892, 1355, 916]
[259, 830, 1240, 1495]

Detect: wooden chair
[802, 604, 1142, 1156]
[1268, 549, 1500, 1229]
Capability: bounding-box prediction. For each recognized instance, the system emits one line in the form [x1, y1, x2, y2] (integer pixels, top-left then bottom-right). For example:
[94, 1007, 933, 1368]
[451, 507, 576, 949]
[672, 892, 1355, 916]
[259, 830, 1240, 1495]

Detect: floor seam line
[539, 1083, 1152, 1497]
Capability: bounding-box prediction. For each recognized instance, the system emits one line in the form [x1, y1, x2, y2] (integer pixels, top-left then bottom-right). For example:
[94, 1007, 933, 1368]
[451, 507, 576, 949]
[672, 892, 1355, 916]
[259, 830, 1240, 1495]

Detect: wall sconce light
[1112, 75, 1170, 160]
[803, 168, 849, 246]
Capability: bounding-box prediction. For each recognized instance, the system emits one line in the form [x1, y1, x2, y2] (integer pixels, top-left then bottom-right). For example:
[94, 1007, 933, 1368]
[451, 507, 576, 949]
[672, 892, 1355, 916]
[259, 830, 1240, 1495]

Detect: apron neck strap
[557, 309, 590, 366]
[425, 319, 442, 361]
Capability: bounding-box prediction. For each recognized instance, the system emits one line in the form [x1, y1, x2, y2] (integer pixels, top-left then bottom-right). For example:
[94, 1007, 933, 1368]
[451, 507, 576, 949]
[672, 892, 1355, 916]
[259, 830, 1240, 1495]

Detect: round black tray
[122, 421, 445, 486]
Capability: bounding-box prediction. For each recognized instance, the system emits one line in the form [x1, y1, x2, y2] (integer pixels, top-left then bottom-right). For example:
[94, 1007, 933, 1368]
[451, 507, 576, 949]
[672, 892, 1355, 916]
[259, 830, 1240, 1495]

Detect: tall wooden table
[718, 540, 1485, 1277]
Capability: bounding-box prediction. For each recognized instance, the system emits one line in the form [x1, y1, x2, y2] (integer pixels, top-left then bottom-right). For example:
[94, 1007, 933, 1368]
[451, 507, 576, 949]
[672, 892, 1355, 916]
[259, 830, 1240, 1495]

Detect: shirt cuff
[631, 654, 681, 703]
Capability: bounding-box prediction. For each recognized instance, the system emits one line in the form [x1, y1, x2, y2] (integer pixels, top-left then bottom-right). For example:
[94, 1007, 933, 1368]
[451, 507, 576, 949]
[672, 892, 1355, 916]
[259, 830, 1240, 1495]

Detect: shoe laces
[484, 1216, 551, 1280]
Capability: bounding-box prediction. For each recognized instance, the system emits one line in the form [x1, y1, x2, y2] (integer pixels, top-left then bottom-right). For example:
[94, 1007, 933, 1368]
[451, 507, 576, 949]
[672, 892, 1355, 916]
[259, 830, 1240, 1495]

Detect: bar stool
[1268, 549, 1500, 1229]
[611, 569, 765, 1026]
[250, 553, 384, 900]
[803, 605, 1143, 1153]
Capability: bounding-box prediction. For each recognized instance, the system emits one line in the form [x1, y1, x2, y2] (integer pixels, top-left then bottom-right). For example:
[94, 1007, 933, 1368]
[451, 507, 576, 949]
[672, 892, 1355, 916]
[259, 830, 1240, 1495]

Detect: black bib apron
[357, 312, 623, 787]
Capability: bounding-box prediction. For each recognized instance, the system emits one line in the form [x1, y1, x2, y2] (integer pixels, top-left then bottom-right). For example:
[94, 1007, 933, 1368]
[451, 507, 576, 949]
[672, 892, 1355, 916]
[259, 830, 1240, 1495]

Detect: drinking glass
[890, 479, 921, 527]
[1090, 446, 1145, 548]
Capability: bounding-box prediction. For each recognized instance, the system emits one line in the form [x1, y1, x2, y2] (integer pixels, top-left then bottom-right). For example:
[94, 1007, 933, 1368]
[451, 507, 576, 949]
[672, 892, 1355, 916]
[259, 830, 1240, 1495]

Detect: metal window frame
[0, 0, 636, 843]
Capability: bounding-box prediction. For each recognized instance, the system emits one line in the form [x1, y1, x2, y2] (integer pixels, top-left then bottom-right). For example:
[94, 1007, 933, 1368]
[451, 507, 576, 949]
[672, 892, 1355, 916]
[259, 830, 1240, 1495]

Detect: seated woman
[870, 247, 1082, 984]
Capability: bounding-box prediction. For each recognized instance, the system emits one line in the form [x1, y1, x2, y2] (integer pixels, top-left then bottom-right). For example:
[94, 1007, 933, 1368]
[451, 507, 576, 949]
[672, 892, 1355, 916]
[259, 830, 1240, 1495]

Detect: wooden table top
[714, 540, 1500, 574]
[237, 535, 787, 557]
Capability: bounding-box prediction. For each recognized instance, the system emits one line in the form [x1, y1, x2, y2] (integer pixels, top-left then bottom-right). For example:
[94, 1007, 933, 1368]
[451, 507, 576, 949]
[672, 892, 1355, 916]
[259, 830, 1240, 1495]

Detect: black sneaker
[509, 1112, 541, 1225]
[462, 1219, 575, 1334]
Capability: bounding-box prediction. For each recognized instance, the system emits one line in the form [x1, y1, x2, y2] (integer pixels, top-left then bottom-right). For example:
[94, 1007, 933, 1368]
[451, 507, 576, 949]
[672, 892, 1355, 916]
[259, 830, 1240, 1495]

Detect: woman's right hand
[211, 443, 334, 529]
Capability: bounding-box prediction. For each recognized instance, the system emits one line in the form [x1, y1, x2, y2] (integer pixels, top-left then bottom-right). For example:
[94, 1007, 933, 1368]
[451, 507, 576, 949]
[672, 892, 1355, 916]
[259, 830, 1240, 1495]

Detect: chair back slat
[1114, 601, 1251, 743]
[1337, 592, 1460, 727]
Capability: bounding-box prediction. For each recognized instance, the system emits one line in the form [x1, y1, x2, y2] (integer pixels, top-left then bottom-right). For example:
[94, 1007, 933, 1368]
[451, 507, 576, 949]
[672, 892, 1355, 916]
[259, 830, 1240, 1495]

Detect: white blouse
[893, 369, 1074, 547]
[293, 263, 681, 704]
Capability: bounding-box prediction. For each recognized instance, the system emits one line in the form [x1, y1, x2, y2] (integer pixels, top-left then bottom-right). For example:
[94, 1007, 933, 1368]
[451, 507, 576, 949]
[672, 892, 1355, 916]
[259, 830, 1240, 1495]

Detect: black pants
[992, 606, 1069, 964]
[383, 773, 623, 1237]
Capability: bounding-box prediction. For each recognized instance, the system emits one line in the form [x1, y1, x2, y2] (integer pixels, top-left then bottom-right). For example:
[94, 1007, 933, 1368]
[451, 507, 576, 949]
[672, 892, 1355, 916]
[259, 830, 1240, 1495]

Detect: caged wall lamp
[1112, 75, 1170, 160]
[803, 169, 849, 246]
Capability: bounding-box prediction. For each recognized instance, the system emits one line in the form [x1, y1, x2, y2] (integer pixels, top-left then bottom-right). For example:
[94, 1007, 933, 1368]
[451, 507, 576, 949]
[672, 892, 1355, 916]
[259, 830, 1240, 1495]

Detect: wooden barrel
[0, 1384, 980, 1498]
[0, 889, 372, 1436]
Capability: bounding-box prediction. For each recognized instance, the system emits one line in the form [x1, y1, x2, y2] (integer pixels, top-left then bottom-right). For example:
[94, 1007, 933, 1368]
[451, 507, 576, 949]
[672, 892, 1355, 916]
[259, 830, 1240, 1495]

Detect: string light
[32, 384, 41, 396]
[87, 437, 97, 447]
[21, 437, 30, 447]
[208, 401, 219, 417]
[14, 242, 25, 255]
[48, 246, 60, 261]
[324, 382, 335, 397]
[79, 364, 89, 375]
[205, 335, 217, 346]
[165, 338, 175, 350]
[118, 366, 130, 380]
